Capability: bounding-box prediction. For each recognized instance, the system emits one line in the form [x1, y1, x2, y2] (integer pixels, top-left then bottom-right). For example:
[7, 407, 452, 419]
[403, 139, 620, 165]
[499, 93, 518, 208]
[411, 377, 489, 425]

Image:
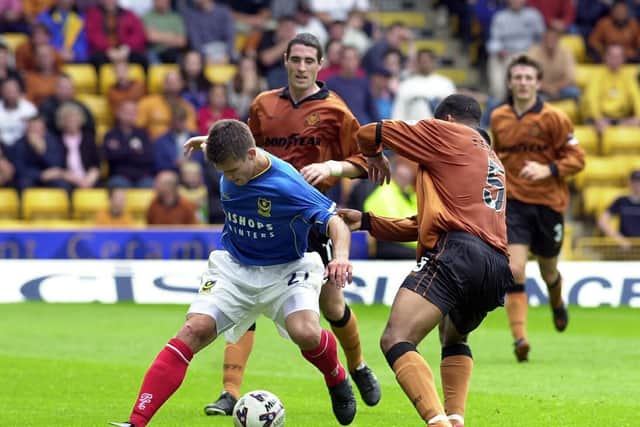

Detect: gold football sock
[330, 307, 363, 372]
[222, 330, 255, 398]
[393, 351, 446, 423]
[441, 355, 473, 417]
[505, 288, 528, 341]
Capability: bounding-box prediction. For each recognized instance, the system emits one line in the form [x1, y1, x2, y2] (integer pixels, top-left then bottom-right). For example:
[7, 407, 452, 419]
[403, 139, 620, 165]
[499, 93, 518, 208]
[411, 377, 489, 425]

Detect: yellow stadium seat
[76, 94, 112, 127]
[582, 185, 627, 217]
[126, 188, 156, 222]
[96, 123, 110, 145]
[573, 125, 599, 155]
[549, 99, 579, 124]
[22, 188, 70, 220]
[625, 155, 640, 174]
[147, 64, 179, 94]
[0, 188, 20, 219]
[367, 11, 427, 28]
[205, 64, 238, 84]
[559, 34, 586, 63]
[438, 67, 468, 85]
[72, 188, 109, 220]
[575, 64, 603, 90]
[408, 39, 446, 57]
[1, 33, 28, 52]
[62, 64, 98, 95]
[601, 126, 640, 156]
[574, 155, 629, 189]
[98, 63, 146, 95]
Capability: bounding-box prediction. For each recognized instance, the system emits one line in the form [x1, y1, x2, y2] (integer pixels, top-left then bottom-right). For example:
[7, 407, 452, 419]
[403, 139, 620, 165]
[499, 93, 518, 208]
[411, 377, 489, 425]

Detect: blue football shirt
[220, 150, 336, 265]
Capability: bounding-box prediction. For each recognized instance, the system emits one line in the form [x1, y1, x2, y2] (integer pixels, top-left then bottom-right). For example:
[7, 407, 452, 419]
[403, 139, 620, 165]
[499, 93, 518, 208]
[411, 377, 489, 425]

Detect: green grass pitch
[1, 303, 638, 426]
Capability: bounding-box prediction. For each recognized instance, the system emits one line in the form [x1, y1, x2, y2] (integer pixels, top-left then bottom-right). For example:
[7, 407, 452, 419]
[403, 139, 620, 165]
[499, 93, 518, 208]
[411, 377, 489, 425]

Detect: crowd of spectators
[0, 0, 639, 248]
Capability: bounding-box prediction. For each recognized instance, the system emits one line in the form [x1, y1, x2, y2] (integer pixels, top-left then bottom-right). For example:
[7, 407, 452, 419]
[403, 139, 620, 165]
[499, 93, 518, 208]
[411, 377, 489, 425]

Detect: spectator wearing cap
[391, 49, 456, 121]
[598, 170, 640, 249]
[327, 45, 379, 124]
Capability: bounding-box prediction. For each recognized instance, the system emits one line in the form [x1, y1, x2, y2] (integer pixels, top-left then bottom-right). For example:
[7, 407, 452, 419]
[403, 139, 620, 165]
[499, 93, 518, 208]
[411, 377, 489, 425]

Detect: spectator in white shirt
[0, 77, 37, 157]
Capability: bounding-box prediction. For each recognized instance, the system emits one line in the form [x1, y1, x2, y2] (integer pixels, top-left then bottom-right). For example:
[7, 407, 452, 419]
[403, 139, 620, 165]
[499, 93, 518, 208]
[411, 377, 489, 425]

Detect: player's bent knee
[509, 264, 527, 282]
[177, 314, 217, 352]
[286, 311, 322, 349]
[380, 325, 409, 354]
[383, 341, 417, 368]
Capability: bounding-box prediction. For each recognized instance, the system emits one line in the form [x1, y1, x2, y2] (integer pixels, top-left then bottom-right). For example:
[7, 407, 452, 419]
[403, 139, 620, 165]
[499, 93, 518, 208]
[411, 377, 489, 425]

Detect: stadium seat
[98, 63, 146, 95]
[573, 155, 629, 189]
[204, 64, 238, 84]
[575, 64, 603, 90]
[147, 64, 179, 94]
[0, 188, 20, 219]
[125, 188, 155, 222]
[95, 123, 109, 145]
[62, 64, 98, 94]
[367, 11, 427, 28]
[559, 35, 587, 63]
[235, 33, 248, 52]
[601, 126, 640, 156]
[438, 67, 468, 85]
[1, 33, 28, 52]
[549, 99, 579, 124]
[76, 94, 112, 127]
[72, 188, 109, 221]
[573, 125, 599, 155]
[582, 185, 627, 217]
[410, 39, 446, 56]
[22, 188, 70, 220]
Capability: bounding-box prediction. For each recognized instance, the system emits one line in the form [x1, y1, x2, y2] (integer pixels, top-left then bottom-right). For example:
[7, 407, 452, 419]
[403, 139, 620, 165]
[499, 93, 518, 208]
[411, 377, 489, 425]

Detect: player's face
[215, 151, 256, 186]
[285, 44, 322, 94]
[507, 64, 540, 103]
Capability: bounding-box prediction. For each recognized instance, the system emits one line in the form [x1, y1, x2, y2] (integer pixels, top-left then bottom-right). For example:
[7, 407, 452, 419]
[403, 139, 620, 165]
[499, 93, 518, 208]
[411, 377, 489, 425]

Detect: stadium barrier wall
[0, 260, 638, 307]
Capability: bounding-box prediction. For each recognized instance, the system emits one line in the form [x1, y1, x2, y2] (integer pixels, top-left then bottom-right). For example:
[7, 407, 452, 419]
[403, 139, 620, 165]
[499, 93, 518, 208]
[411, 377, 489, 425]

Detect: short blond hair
[56, 102, 86, 131]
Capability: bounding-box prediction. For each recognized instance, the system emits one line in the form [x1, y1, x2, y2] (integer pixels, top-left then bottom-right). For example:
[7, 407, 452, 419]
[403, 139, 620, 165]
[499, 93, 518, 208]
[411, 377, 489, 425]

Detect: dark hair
[286, 33, 323, 62]
[417, 48, 436, 59]
[506, 54, 543, 81]
[433, 94, 482, 124]
[205, 119, 255, 164]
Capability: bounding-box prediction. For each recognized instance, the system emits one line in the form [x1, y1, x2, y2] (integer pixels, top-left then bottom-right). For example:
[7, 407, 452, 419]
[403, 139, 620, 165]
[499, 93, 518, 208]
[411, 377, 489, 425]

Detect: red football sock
[129, 338, 193, 427]
[301, 329, 346, 387]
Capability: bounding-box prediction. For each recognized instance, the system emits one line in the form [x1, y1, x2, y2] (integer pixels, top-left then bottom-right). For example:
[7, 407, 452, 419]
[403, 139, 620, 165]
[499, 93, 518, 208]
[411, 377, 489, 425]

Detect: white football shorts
[187, 250, 325, 343]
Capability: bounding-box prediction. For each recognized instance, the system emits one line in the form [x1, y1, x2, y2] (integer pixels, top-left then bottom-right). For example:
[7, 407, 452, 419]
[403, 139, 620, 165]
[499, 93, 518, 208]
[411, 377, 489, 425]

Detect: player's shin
[301, 329, 346, 386]
[385, 342, 451, 426]
[327, 304, 363, 371]
[129, 338, 193, 427]
[221, 325, 256, 398]
[505, 284, 528, 340]
[440, 344, 473, 425]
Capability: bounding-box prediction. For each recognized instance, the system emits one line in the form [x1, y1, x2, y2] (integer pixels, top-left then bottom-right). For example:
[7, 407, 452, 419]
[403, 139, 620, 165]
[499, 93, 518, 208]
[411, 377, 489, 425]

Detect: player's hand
[300, 162, 331, 187]
[325, 258, 353, 288]
[367, 153, 391, 185]
[519, 160, 552, 181]
[337, 208, 362, 231]
[184, 136, 207, 158]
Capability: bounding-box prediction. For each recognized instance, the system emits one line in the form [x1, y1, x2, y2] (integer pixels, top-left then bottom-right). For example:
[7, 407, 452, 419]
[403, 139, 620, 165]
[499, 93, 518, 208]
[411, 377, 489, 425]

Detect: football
[232, 390, 286, 427]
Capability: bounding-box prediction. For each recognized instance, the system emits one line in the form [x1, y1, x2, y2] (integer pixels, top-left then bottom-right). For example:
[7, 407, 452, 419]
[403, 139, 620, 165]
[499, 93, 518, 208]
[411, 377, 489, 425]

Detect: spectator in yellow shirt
[95, 185, 136, 227]
[581, 43, 640, 133]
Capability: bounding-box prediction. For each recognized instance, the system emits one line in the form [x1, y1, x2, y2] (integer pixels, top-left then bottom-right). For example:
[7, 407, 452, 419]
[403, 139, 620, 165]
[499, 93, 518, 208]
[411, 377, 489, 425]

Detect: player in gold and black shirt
[490, 55, 585, 363]
[185, 33, 386, 422]
[340, 94, 514, 427]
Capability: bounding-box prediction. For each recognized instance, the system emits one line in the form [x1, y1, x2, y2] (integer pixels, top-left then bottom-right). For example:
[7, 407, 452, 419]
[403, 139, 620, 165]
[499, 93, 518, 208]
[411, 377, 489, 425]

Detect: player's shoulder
[325, 90, 355, 114]
[253, 88, 285, 105]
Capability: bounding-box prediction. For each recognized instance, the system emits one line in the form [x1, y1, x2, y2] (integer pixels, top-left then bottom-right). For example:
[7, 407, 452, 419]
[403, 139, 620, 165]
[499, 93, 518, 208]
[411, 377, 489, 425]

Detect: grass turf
[0, 303, 638, 426]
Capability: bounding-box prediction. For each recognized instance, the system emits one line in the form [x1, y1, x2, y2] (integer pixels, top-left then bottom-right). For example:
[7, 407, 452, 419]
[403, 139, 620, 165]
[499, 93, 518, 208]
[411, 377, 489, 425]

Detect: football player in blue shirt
[110, 119, 357, 427]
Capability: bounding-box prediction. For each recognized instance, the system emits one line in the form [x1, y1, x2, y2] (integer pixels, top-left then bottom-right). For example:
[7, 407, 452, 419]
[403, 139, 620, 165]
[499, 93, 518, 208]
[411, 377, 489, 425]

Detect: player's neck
[252, 150, 271, 177]
[288, 83, 320, 104]
[513, 97, 537, 116]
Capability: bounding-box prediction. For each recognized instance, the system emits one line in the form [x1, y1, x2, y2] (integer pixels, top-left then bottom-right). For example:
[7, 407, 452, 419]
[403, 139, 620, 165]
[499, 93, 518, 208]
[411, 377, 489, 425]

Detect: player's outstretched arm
[325, 215, 353, 288]
[183, 135, 207, 158]
[337, 208, 363, 231]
